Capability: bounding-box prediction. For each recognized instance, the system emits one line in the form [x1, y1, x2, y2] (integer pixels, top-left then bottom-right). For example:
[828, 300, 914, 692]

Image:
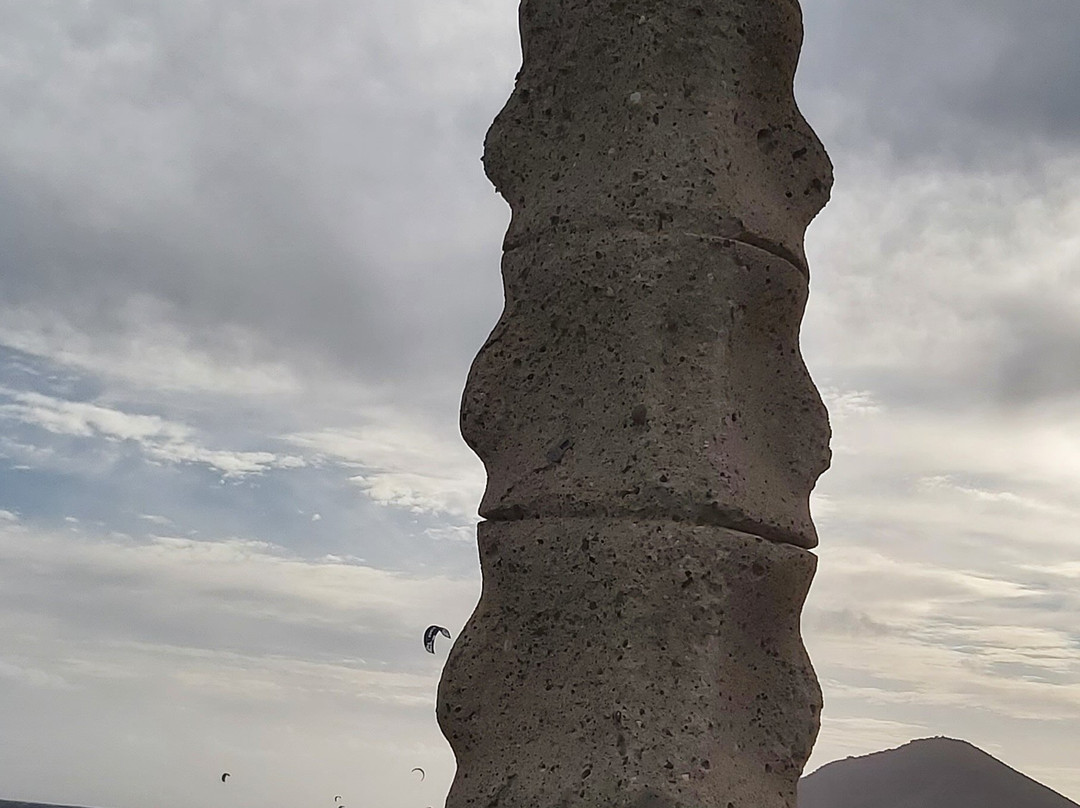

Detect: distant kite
[424, 625, 451, 654]
[411, 766, 426, 781]
[221, 773, 231, 783]
[334, 797, 342, 803]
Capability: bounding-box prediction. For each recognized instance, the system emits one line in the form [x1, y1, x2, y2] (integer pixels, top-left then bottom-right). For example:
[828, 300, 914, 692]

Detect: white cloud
[423, 525, 476, 544]
[290, 411, 485, 520]
[0, 302, 301, 397]
[0, 658, 74, 691]
[349, 471, 475, 517]
[809, 717, 931, 772]
[138, 514, 175, 527]
[812, 403, 1080, 556]
[805, 152, 1080, 403]
[0, 515, 473, 808]
[0, 388, 305, 477]
[0, 522, 478, 650]
[1, 389, 189, 441]
[805, 544, 1080, 740]
[821, 388, 884, 420]
[917, 474, 1070, 515]
[1020, 561, 1080, 579]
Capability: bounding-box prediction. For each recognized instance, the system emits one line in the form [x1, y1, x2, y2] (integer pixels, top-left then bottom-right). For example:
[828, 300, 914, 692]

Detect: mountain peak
[799, 737, 1078, 808]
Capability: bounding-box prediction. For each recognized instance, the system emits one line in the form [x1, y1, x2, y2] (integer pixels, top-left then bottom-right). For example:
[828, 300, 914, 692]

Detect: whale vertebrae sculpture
[439, 0, 832, 806]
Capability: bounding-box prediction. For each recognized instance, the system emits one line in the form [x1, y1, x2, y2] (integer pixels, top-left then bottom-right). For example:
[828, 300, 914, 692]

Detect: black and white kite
[423, 625, 451, 654]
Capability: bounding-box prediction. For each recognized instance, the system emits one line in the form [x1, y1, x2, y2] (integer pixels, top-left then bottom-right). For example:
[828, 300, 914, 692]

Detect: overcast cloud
[1, 0, 1078, 806]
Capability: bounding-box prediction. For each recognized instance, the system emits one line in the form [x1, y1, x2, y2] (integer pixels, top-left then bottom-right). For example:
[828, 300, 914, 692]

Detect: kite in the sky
[411, 766, 426, 781]
[424, 625, 451, 654]
[221, 773, 230, 783]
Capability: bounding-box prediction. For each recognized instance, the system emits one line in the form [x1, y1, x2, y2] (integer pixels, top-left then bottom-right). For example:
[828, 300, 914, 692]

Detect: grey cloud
[990, 295, 1080, 405]
[0, 526, 477, 679]
[5, 0, 1078, 416]
[0, 126, 407, 380]
[806, 608, 899, 638]
[800, 0, 1080, 166]
[0, 572, 402, 668]
[0, 0, 510, 401]
[801, 146, 1080, 415]
[810, 278, 1080, 413]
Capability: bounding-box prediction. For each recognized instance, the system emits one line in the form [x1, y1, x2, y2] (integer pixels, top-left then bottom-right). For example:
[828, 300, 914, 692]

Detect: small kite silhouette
[424, 625, 451, 654]
[221, 773, 230, 783]
[411, 766, 426, 781]
[333, 797, 342, 803]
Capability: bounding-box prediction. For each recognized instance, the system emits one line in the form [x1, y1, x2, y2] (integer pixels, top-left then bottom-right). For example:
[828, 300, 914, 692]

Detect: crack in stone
[503, 227, 808, 278]
[681, 231, 808, 277]
[481, 507, 810, 549]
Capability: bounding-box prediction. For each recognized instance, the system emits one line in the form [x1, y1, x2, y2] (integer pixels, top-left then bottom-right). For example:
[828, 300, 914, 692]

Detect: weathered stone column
[438, 0, 832, 806]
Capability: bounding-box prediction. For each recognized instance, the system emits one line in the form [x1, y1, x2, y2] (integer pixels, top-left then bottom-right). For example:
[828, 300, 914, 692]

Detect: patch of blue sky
[0, 344, 101, 402]
[0, 426, 476, 580]
[2, 338, 479, 583]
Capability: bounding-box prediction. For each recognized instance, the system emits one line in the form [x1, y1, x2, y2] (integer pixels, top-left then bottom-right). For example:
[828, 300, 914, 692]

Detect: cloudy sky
[1, 0, 1078, 806]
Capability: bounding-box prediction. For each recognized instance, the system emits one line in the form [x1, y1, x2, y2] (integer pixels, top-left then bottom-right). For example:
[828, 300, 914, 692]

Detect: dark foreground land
[5, 738, 1078, 808]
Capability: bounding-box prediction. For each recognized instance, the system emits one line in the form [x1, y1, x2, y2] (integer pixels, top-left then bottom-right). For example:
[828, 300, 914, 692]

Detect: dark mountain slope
[799, 736, 1078, 808]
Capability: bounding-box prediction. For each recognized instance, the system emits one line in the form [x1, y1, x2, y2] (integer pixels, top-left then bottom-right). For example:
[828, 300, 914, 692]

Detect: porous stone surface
[461, 234, 829, 548]
[461, 0, 833, 549]
[441, 0, 831, 805]
[438, 519, 821, 808]
[485, 0, 831, 274]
